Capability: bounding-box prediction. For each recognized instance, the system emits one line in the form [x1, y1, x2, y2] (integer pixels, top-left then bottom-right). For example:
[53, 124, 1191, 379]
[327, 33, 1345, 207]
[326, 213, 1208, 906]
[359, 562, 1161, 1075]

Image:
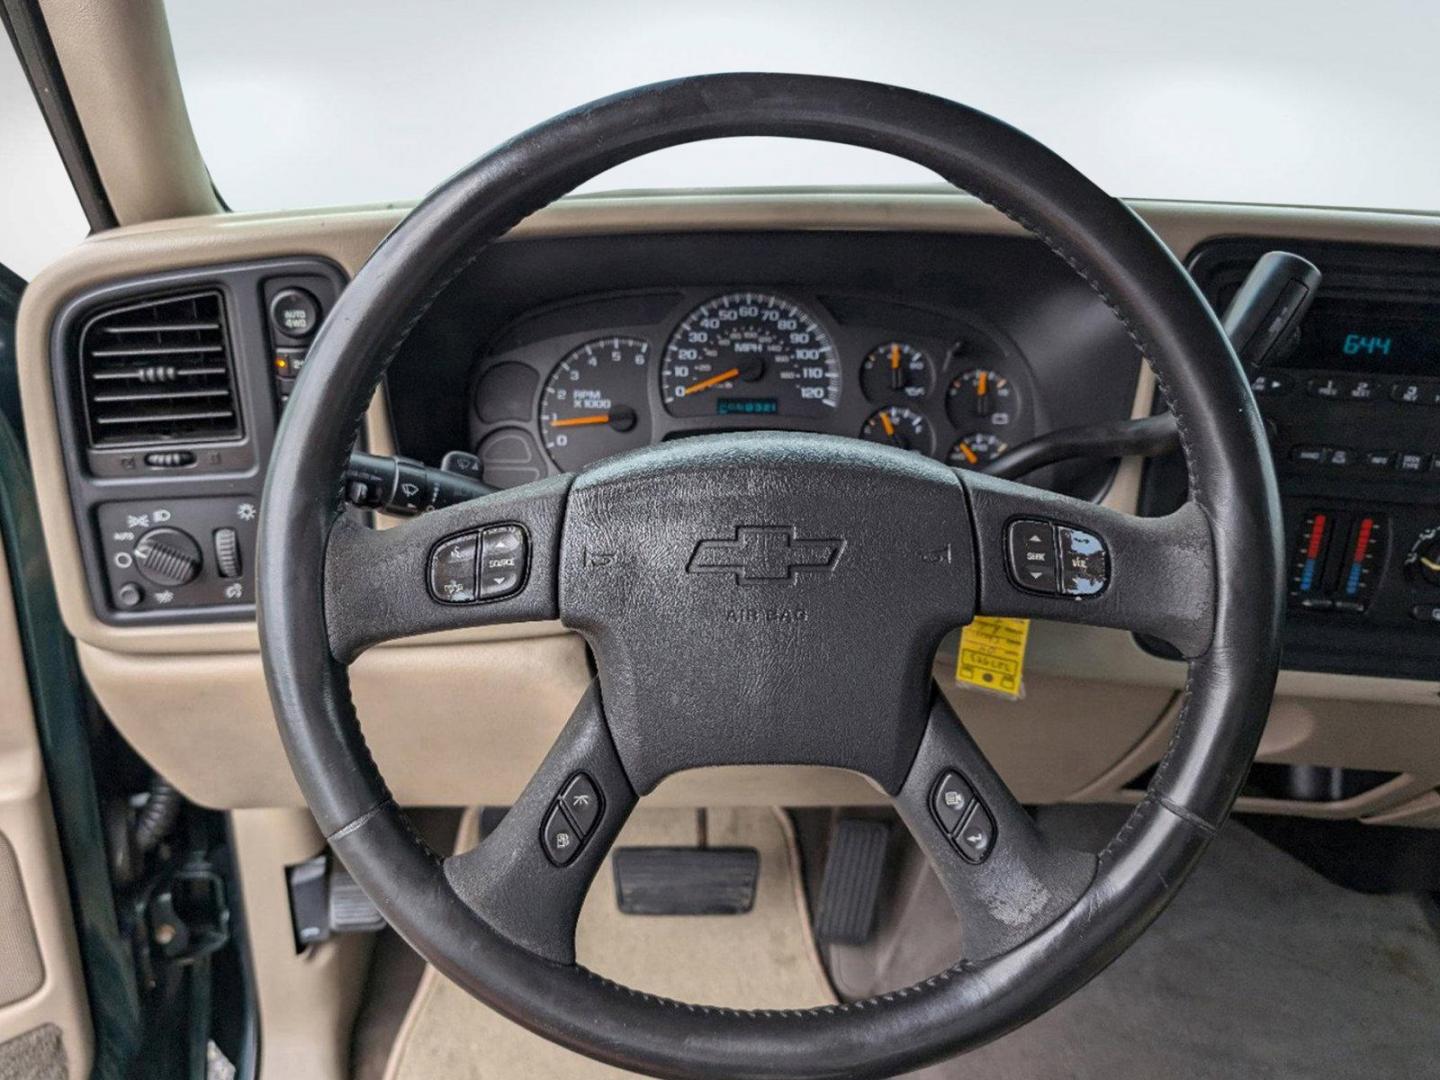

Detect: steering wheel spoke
[893, 689, 1096, 960]
[960, 470, 1216, 658]
[323, 474, 572, 662]
[443, 682, 635, 965]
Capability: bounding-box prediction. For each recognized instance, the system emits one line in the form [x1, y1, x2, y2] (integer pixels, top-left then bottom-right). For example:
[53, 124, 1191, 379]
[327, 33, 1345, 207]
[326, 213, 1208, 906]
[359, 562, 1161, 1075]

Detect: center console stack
[1142, 240, 1440, 678]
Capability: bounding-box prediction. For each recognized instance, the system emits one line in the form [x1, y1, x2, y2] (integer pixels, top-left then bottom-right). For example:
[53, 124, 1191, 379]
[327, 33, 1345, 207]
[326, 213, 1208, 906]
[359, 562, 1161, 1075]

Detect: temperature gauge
[861, 343, 932, 402]
[947, 369, 1017, 429]
[948, 432, 1008, 469]
[861, 406, 933, 455]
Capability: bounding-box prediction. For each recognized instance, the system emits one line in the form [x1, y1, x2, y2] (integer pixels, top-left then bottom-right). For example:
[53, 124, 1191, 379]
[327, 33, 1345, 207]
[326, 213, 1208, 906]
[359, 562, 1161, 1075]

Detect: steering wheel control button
[1007, 519, 1058, 593]
[479, 524, 527, 599]
[931, 771, 976, 834]
[1057, 526, 1109, 597]
[429, 532, 480, 603]
[541, 805, 581, 867]
[954, 804, 996, 864]
[558, 773, 602, 837]
[269, 287, 321, 339]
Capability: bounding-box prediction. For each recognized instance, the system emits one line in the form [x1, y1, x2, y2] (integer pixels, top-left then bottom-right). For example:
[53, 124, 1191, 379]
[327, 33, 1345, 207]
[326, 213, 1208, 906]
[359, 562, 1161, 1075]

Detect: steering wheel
[258, 74, 1283, 1079]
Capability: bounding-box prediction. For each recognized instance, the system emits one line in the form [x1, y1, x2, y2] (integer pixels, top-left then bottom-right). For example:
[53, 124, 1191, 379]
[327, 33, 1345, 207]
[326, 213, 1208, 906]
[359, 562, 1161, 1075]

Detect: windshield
[166, 1, 1440, 213]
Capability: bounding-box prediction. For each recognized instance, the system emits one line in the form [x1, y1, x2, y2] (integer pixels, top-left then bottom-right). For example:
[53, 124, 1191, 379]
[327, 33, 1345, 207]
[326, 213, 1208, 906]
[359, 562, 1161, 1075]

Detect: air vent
[79, 290, 241, 447]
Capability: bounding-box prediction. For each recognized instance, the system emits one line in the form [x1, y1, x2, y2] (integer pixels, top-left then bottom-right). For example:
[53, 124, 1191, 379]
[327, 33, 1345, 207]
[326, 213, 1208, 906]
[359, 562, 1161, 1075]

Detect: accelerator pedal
[812, 818, 890, 945]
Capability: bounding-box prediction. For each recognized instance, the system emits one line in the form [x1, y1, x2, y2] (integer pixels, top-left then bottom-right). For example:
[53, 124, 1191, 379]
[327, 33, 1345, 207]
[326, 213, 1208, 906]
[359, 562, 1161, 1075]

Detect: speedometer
[661, 293, 840, 418]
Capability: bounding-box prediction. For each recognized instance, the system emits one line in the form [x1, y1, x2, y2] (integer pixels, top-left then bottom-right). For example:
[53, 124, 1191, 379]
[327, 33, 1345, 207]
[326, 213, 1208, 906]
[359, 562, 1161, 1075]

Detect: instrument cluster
[468, 288, 1038, 487]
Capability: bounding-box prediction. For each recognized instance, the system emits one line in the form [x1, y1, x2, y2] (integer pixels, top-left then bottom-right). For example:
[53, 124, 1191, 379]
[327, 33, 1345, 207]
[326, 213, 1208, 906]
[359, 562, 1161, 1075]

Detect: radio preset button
[1389, 380, 1437, 405]
[1347, 379, 1382, 402]
[1307, 376, 1346, 400]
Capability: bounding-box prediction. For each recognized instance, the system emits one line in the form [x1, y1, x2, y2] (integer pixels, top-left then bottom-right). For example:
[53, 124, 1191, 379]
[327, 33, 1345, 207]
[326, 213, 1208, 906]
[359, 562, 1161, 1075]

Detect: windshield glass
[166, 1, 1439, 213]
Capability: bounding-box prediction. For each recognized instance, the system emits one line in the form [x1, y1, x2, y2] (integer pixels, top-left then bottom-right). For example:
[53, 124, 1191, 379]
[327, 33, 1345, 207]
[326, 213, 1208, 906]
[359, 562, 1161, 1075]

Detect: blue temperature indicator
[1342, 333, 1392, 356]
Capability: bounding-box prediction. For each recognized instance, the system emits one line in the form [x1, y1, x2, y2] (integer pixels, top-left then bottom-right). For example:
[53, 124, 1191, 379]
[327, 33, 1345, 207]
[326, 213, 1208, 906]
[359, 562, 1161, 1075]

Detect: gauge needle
[879, 410, 896, 438]
[890, 344, 902, 389]
[957, 442, 979, 465]
[1421, 556, 1440, 573]
[977, 370, 988, 396]
[681, 367, 741, 397]
[550, 414, 612, 428]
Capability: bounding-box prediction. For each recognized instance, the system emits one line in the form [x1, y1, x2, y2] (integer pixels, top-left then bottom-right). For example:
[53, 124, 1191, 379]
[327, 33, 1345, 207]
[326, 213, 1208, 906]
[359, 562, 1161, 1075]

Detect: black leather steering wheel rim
[258, 74, 1284, 1079]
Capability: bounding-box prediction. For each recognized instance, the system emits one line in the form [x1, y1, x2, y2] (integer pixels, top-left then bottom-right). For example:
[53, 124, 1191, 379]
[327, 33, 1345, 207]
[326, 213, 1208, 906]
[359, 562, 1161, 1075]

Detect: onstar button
[429, 532, 479, 603]
[1007, 519, 1057, 594]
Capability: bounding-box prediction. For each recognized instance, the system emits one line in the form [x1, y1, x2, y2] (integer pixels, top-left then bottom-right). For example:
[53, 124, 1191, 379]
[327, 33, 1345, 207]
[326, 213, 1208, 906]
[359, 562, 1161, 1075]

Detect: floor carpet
[381, 804, 1440, 1079]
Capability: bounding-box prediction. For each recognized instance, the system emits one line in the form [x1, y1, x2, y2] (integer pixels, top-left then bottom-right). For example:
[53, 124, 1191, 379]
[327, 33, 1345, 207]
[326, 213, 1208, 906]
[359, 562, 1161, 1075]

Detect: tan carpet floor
[384, 806, 835, 1080]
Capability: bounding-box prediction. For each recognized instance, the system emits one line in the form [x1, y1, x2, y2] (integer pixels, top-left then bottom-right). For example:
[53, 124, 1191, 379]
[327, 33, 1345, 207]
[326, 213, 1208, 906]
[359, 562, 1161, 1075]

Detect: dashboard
[16, 194, 1440, 830]
[468, 286, 1036, 484]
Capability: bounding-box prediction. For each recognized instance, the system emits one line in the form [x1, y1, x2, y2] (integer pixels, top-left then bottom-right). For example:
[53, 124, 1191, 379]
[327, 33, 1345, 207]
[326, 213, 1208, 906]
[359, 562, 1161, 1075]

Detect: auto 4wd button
[479, 524, 527, 599]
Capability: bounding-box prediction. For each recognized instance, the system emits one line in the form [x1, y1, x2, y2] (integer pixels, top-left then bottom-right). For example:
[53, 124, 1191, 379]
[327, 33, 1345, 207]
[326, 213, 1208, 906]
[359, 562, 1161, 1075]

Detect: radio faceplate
[1140, 239, 1440, 679]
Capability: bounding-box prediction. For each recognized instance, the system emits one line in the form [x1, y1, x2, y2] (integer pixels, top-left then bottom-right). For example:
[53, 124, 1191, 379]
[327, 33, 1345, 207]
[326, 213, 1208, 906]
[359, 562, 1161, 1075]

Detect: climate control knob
[133, 527, 202, 588]
[1405, 527, 1440, 589]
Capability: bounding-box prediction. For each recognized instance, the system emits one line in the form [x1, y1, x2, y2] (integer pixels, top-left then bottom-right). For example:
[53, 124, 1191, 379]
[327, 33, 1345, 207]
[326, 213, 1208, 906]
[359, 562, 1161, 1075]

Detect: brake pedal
[813, 818, 890, 945]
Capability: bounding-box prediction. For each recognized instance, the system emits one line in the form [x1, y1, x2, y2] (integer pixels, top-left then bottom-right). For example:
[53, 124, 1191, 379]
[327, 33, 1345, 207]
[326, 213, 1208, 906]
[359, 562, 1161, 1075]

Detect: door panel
[0, 522, 92, 1076]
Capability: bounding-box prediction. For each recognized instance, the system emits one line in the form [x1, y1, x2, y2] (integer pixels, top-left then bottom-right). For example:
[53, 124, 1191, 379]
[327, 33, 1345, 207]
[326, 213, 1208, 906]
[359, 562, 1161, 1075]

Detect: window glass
[167, 1, 1440, 214]
[0, 33, 88, 278]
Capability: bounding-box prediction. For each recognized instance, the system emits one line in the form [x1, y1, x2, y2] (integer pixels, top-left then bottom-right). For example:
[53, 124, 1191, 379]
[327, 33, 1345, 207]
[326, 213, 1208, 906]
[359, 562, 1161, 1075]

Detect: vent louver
[79, 290, 241, 447]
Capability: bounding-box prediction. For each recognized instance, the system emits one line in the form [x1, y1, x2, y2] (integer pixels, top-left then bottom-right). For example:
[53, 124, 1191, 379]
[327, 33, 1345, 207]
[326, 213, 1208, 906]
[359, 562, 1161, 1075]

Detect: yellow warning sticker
[955, 617, 1030, 700]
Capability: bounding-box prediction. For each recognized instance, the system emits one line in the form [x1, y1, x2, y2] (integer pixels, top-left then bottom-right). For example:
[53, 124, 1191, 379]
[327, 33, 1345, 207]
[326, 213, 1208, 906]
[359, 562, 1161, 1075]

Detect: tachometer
[540, 337, 651, 471]
[661, 293, 839, 417]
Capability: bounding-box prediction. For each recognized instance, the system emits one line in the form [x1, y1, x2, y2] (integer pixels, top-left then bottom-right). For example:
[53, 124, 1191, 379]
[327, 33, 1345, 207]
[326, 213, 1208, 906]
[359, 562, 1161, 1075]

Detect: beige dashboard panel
[16, 193, 1440, 816]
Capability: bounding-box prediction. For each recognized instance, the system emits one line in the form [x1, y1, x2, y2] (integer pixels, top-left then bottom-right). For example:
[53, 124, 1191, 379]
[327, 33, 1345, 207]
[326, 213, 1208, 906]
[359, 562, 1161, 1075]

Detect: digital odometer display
[661, 293, 840, 417]
[1284, 299, 1440, 374]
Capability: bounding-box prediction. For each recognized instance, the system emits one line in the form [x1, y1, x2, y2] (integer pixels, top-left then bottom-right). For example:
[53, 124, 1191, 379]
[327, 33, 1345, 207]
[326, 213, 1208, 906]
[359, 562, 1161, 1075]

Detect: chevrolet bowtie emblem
[687, 526, 844, 585]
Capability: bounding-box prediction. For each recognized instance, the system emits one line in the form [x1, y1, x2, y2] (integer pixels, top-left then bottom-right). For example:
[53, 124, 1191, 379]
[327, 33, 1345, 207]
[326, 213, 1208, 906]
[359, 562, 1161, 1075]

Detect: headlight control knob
[133, 527, 202, 588]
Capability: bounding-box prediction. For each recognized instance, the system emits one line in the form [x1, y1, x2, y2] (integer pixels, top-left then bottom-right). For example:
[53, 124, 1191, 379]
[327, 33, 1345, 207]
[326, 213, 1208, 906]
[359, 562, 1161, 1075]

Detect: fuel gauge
[948, 432, 1008, 469]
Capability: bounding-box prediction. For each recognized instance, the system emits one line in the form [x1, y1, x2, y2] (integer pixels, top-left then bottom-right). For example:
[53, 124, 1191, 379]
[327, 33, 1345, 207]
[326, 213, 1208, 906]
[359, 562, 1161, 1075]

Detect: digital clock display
[1281, 298, 1440, 374]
